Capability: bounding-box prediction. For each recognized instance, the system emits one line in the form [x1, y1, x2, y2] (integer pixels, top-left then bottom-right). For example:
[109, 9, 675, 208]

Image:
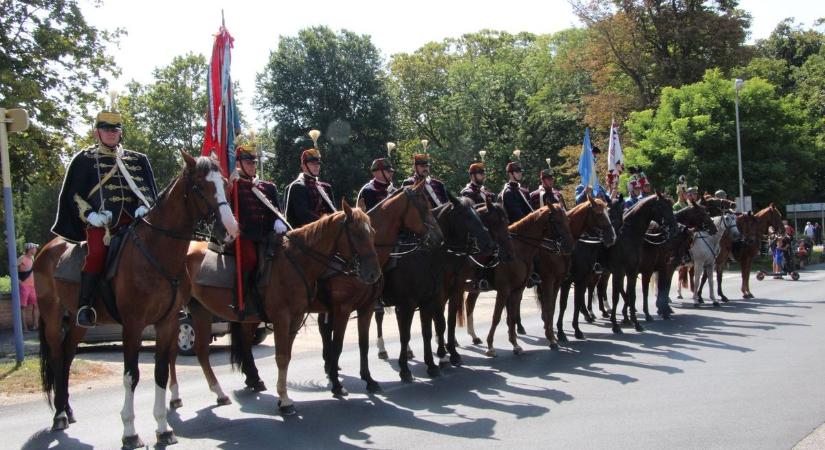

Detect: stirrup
[527, 272, 542, 287]
[76, 306, 97, 328]
[478, 279, 491, 292]
[593, 262, 603, 275]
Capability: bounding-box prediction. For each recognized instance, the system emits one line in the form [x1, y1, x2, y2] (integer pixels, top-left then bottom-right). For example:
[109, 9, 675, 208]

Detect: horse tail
[38, 318, 55, 408]
[456, 292, 466, 328]
[229, 321, 244, 371]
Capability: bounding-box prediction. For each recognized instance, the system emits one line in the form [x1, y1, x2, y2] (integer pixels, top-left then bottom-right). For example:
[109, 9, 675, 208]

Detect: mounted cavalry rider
[284, 130, 336, 228]
[714, 189, 728, 200]
[499, 161, 532, 223]
[357, 157, 396, 211]
[574, 145, 610, 205]
[229, 134, 288, 311]
[530, 168, 566, 211]
[673, 176, 689, 211]
[401, 140, 447, 209]
[52, 101, 158, 328]
[460, 162, 495, 205]
[624, 175, 643, 210]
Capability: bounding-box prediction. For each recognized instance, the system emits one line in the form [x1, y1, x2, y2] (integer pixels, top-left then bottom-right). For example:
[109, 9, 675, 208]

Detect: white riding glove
[87, 211, 112, 228]
[134, 205, 149, 218]
[274, 219, 288, 235]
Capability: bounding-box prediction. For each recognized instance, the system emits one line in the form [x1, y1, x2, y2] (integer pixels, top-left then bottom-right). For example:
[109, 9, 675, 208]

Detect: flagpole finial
[221, 9, 225, 28]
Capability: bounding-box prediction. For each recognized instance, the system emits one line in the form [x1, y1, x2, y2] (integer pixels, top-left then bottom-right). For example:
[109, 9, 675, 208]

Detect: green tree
[0, 0, 123, 184]
[623, 69, 817, 207]
[255, 26, 393, 201]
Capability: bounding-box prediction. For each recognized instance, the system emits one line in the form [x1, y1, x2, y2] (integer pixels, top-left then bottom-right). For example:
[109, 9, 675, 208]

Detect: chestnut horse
[466, 205, 575, 357]
[541, 196, 616, 345]
[167, 183, 441, 403]
[180, 201, 380, 415]
[35, 153, 238, 448]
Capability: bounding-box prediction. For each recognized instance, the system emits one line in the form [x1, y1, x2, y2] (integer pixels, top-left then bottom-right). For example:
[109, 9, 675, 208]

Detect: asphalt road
[4, 267, 825, 449]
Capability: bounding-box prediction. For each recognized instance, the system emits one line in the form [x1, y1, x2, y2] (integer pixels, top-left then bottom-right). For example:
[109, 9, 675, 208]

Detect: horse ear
[448, 191, 461, 207]
[588, 193, 596, 207]
[342, 198, 353, 218]
[181, 150, 196, 169]
[357, 197, 367, 211]
[413, 180, 425, 193]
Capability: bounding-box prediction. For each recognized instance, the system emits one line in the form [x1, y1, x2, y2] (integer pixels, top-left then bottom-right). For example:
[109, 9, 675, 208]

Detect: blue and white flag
[578, 127, 596, 187]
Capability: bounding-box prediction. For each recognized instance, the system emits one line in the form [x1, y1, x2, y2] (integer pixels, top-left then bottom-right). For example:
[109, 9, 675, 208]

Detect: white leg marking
[170, 383, 180, 402]
[209, 383, 227, 400]
[154, 384, 170, 434]
[121, 374, 136, 437]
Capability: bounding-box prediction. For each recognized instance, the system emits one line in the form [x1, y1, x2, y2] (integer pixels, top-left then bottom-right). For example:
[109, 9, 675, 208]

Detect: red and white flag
[607, 117, 624, 176]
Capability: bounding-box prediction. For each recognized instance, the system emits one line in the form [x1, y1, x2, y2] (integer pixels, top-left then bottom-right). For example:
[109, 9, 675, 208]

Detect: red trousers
[82, 216, 132, 273]
[239, 238, 257, 272]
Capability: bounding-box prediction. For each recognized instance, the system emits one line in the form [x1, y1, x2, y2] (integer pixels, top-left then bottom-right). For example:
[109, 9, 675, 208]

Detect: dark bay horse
[467, 205, 575, 357]
[637, 203, 716, 321]
[606, 194, 677, 334]
[436, 198, 514, 366]
[181, 201, 380, 415]
[34, 153, 237, 448]
[546, 196, 616, 344]
[382, 195, 493, 382]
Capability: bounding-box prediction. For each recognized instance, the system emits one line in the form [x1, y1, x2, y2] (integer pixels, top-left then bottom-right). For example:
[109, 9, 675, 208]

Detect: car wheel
[178, 317, 196, 356]
[252, 326, 268, 346]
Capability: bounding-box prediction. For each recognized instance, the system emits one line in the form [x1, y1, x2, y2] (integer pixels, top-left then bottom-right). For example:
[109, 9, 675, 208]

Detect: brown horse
[709, 204, 782, 300]
[180, 201, 380, 415]
[538, 196, 615, 346]
[466, 205, 575, 357]
[35, 153, 237, 448]
[167, 183, 441, 403]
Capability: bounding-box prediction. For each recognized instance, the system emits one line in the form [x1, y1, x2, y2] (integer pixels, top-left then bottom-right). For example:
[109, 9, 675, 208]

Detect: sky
[82, 0, 825, 127]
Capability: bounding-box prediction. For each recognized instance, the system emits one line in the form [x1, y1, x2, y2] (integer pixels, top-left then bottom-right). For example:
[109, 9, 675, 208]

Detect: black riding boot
[526, 272, 542, 288]
[76, 272, 101, 328]
[241, 271, 258, 316]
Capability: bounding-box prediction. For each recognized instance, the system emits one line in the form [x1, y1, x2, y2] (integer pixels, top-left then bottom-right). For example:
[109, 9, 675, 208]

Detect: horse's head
[652, 193, 678, 234]
[440, 193, 494, 256]
[181, 151, 238, 239]
[544, 204, 575, 255]
[407, 181, 444, 248]
[586, 195, 616, 246]
[339, 200, 381, 284]
[720, 211, 741, 241]
[679, 201, 717, 235]
[736, 211, 759, 244]
[765, 203, 784, 234]
[477, 197, 515, 263]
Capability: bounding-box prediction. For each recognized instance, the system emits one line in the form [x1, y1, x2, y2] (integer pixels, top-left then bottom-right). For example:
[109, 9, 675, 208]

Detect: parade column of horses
[33, 155, 785, 448]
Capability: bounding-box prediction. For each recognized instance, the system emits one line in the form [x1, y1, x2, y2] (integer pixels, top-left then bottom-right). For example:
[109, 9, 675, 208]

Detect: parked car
[82, 305, 269, 356]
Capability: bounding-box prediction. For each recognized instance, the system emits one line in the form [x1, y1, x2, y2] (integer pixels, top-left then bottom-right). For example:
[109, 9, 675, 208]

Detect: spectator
[804, 221, 815, 241]
[815, 222, 822, 246]
[783, 219, 795, 237]
[17, 243, 39, 332]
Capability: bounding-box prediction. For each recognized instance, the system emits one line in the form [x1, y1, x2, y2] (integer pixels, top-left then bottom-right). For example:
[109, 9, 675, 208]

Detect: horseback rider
[638, 171, 653, 197]
[400, 142, 448, 209]
[530, 169, 566, 210]
[499, 161, 532, 223]
[229, 134, 288, 312]
[52, 102, 158, 328]
[574, 145, 610, 205]
[284, 130, 336, 228]
[673, 176, 689, 210]
[357, 158, 396, 211]
[460, 162, 495, 205]
[714, 189, 728, 200]
[686, 186, 700, 203]
[624, 176, 643, 210]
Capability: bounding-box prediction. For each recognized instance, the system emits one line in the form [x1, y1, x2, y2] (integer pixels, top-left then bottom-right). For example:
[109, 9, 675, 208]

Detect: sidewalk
[0, 329, 41, 361]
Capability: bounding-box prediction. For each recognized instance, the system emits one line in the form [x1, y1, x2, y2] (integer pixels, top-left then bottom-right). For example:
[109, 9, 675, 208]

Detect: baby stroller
[756, 236, 800, 281]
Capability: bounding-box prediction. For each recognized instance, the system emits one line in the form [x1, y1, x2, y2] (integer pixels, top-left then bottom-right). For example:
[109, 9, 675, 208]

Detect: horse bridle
[579, 204, 613, 245]
[288, 214, 366, 279]
[510, 209, 565, 255]
[373, 188, 435, 258]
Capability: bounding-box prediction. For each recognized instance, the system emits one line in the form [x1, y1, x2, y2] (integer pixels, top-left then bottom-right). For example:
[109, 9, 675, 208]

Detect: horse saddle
[195, 233, 281, 289]
[54, 229, 129, 283]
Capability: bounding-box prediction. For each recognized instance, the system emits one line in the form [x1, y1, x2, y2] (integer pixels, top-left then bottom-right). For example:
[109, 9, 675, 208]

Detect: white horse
[689, 213, 740, 307]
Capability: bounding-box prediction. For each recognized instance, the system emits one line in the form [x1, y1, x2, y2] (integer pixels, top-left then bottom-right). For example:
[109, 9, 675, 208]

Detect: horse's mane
[511, 205, 561, 231]
[152, 155, 217, 211]
[287, 209, 368, 249]
[568, 198, 606, 217]
[622, 195, 658, 221]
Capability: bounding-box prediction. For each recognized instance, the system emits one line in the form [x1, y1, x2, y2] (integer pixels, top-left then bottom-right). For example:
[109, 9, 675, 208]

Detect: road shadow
[20, 428, 94, 450]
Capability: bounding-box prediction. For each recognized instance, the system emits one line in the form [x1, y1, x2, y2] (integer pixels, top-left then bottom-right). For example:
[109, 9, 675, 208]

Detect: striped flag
[202, 24, 241, 177]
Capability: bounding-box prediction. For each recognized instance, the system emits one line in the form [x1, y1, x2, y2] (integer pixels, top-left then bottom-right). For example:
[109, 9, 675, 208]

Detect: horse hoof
[51, 416, 69, 432]
[634, 323, 645, 332]
[721, 297, 729, 303]
[601, 312, 610, 319]
[438, 357, 450, 368]
[645, 315, 654, 322]
[122, 434, 145, 449]
[366, 380, 382, 394]
[407, 350, 415, 360]
[332, 385, 349, 397]
[698, 298, 705, 304]
[169, 398, 183, 409]
[574, 331, 585, 340]
[585, 315, 595, 323]
[662, 314, 672, 320]
[156, 430, 178, 446]
[278, 402, 297, 416]
[712, 301, 720, 307]
[612, 326, 623, 334]
[449, 355, 462, 366]
[557, 332, 568, 343]
[427, 366, 442, 378]
[513, 346, 524, 355]
[549, 342, 559, 350]
[472, 337, 483, 345]
[676, 295, 683, 299]
[516, 324, 527, 335]
[216, 396, 232, 406]
[400, 371, 414, 383]
[66, 408, 76, 424]
[747, 293, 755, 299]
[248, 380, 267, 392]
[693, 303, 701, 308]
[485, 348, 497, 358]
[621, 318, 632, 325]
[377, 351, 389, 360]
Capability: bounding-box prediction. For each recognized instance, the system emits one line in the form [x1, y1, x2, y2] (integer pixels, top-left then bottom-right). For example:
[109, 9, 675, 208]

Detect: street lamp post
[734, 78, 745, 211]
